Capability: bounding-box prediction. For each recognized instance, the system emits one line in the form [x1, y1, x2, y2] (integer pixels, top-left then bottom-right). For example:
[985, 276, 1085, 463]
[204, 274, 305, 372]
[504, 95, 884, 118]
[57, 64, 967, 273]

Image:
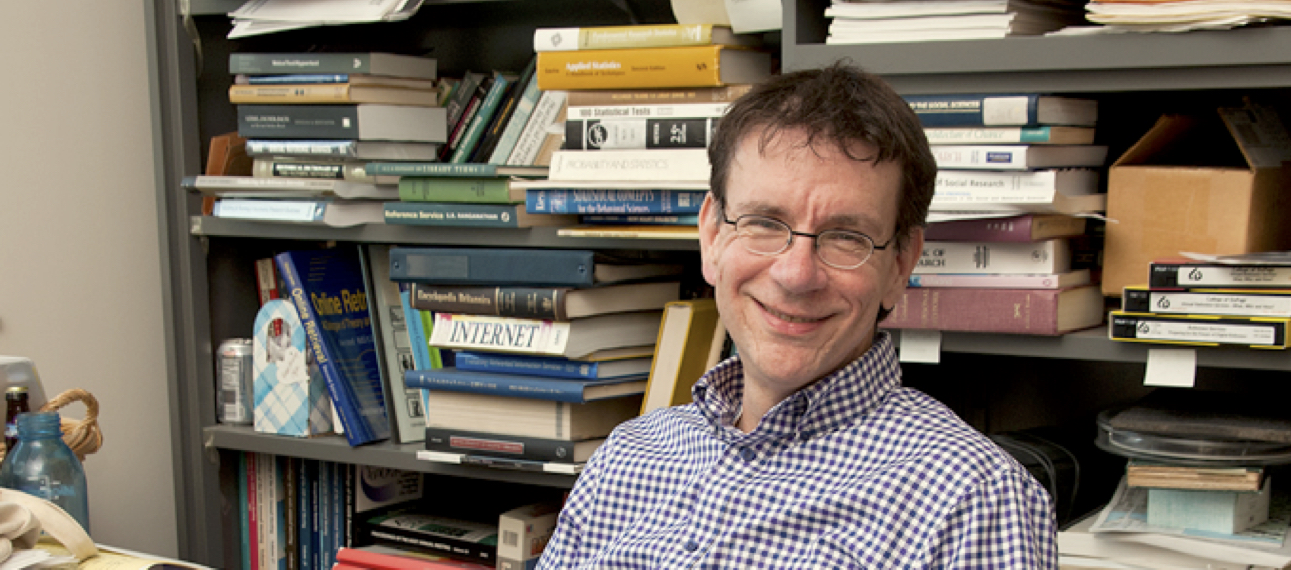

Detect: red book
[335, 546, 494, 570]
[884, 285, 1106, 335]
[925, 214, 1087, 242]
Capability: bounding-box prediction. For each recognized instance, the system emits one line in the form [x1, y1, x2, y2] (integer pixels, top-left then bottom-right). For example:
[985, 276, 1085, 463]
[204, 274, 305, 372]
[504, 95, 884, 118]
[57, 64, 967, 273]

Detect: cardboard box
[496, 502, 560, 569]
[1102, 102, 1291, 296]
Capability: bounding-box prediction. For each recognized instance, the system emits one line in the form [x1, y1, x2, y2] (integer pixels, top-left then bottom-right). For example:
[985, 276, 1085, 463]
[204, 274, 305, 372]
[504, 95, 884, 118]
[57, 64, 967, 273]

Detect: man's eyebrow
[736, 201, 879, 232]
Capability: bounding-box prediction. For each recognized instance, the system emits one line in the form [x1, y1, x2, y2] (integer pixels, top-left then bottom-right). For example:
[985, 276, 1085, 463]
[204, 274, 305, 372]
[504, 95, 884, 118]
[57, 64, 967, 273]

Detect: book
[1127, 460, 1265, 492]
[442, 71, 488, 140]
[228, 83, 439, 106]
[471, 58, 537, 164]
[563, 84, 754, 107]
[362, 510, 498, 563]
[557, 224, 700, 240]
[566, 102, 732, 120]
[930, 144, 1108, 170]
[641, 298, 721, 415]
[884, 285, 1106, 335]
[228, 52, 438, 79]
[388, 247, 684, 286]
[922, 125, 1097, 145]
[185, 174, 398, 200]
[400, 288, 437, 371]
[206, 131, 253, 176]
[405, 366, 647, 404]
[237, 104, 448, 143]
[211, 198, 384, 227]
[1148, 479, 1272, 535]
[496, 503, 560, 568]
[903, 94, 1098, 127]
[452, 71, 520, 163]
[275, 248, 391, 446]
[364, 162, 548, 178]
[486, 66, 543, 165]
[564, 117, 714, 150]
[915, 238, 1072, 274]
[423, 427, 605, 464]
[335, 545, 494, 569]
[364, 245, 426, 444]
[1122, 285, 1291, 318]
[548, 148, 711, 182]
[416, 450, 585, 475]
[427, 311, 663, 359]
[244, 139, 442, 161]
[251, 158, 398, 185]
[928, 168, 1104, 213]
[582, 214, 700, 225]
[440, 75, 492, 161]
[924, 213, 1087, 242]
[453, 351, 653, 380]
[238, 73, 439, 90]
[1108, 311, 1291, 349]
[908, 269, 1092, 289]
[1149, 258, 1291, 289]
[383, 202, 578, 228]
[421, 389, 643, 440]
[535, 45, 772, 90]
[503, 89, 568, 166]
[397, 177, 525, 203]
[533, 23, 760, 51]
[407, 280, 682, 320]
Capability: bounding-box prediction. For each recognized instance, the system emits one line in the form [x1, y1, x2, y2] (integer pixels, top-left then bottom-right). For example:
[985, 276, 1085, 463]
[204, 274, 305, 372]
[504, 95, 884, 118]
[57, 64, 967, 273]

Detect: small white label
[982, 96, 1029, 125]
[898, 330, 942, 364]
[1144, 348, 1196, 387]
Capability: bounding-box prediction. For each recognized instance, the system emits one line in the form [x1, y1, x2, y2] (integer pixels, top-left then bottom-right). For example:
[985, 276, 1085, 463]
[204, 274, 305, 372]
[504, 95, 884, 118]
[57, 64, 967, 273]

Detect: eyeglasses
[721, 212, 894, 270]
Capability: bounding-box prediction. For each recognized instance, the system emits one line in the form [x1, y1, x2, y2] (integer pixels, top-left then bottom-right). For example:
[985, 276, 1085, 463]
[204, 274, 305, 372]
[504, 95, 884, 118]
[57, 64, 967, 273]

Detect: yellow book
[641, 298, 721, 415]
[228, 83, 440, 106]
[557, 224, 699, 240]
[533, 24, 762, 52]
[536, 45, 772, 91]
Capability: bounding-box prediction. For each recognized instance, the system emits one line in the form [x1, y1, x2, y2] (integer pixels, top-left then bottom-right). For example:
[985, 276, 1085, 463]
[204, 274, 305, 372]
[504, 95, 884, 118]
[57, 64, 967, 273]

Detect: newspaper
[1092, 475, 1291, 548]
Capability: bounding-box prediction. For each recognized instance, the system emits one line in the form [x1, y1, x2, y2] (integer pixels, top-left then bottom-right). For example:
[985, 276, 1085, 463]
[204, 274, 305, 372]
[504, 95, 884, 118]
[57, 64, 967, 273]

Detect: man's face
[698, 129, 923, 400]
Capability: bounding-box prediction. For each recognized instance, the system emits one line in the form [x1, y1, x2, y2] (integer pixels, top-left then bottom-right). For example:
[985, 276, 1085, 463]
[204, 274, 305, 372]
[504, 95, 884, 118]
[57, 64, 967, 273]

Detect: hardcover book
[228, 83, 439, 106]
[908, 270, 1092, 290]
[641, 298, 722, 415]
[505, 89, 569, 167]
[423, 427, 605, 464]
[563, 84, 754, 107]
[421, 389, 643, 440]
[451, 70, 519, 163]
[1121, 285, 1291, 318]
[212, 198, 384, 227]
[535, 45, 772, 90]
[397, 177, 526, 203]
[1148, 258, 1291, 289]
[924, 213, 1087, 242]
[186, 174, 398, 200]
[884, 285, 1106, 335]
[556, 224, 700, 240]
[238, 73, 439, 90]
[547, 148, 711, 182]
[922, 126, 1097, 145]
[564, 118, 714, 151]
[364, 161, 547, 178]
[243, 139, 442, 161]
[566, 102, 732, 120]
[1108, 311, 1291, 349]
[928, 168, 1104, 214]
[519, 181, 708, 214]
[903, 94, 1098, 127]
[930, 144, 1109, 170]
[405, 366, 648, 403]
[915, 239, 1073, 275]
[452, 351, 653, 380]
[383, 202, 578, 228]
[408, 280, 681, 320]
[388, 247, 683, 286]
[237, 104, 448, 143]
[363, 245, 427, 444]
[426, 310, 664, 359]
[1126, 460, 1264, 492]
[228, 52, 439, 79]
[533, 23, 760, 51]
[416, 450, 584, 475]
[335, 545, 494, 569]
[361, 510, 498, 563]
[275, 248, 391, 446]
[251, 158, 398, 186]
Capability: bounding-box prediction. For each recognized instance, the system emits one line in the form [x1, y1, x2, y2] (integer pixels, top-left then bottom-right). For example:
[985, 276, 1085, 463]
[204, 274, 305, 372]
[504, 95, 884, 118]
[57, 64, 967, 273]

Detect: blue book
[383, 201, 575, 229]
[297, 459, 315, 570]
[239, 453, 251, 570]
[275, 248, 391, 446]
[389, 247, 596, 286]
[454, 351, 653, 380]
[903, 94, 1098, 127]
[526, 188, 707, 214]
[399, 287, 434, 371]
[581, 214, 700, 226]
[318, 460, 332, 568]
[330, 462, 345, 567]
[405, 366, 648, 404]
[246, 73, 351, 84]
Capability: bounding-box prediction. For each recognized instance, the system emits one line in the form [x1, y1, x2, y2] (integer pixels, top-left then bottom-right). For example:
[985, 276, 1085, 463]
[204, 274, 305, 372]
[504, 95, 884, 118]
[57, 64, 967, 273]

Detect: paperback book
[404, 366, 648, 403]
[426, 310, 664, 359]
[423, 426, 606, 464]
[408, 280, 681, 320]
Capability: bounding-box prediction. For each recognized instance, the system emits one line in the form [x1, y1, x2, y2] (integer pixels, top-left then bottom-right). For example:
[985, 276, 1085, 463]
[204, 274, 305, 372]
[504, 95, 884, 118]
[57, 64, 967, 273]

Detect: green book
[364, 161, 547, 178]
[450, 71, 518, 163]
[397, 177, 524, 203]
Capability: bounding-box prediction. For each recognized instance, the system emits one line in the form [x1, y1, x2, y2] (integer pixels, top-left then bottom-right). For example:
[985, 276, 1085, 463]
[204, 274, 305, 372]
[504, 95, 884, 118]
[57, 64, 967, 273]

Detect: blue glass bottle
[0, 411, 90, 534]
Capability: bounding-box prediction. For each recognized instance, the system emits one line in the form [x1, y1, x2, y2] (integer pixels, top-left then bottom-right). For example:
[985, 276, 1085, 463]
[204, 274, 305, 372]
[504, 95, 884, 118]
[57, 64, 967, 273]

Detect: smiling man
[537, 62, 1058, 569]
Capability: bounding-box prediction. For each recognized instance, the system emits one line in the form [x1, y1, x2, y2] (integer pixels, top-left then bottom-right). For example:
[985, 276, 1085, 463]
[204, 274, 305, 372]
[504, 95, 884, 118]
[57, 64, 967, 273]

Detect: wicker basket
[0, 388, 103, 463]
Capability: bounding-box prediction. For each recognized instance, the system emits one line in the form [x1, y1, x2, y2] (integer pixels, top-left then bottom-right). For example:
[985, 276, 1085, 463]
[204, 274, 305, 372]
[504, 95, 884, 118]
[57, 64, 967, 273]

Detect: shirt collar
[691, 331, 903, 439]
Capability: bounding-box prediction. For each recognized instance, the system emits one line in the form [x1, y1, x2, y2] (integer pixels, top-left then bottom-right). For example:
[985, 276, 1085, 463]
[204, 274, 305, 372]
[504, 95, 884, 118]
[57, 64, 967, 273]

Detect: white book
[427, 311, 663, 359]
[187, 175, 398, 200]
[929, 169, 1105, 214]
[908, 269, 1091, 289]
[566, 102, 731, 120]
[548, 148, 711, 182]
[914, 238, 1071, 274]
[211, 198, 384, 227]
[930, 144, 1109, 170]
[507, 90, 568, 166]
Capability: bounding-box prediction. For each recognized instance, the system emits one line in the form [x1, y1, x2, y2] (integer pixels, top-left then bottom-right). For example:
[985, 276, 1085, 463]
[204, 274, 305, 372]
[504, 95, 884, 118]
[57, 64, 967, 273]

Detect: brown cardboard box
[1102, 102, 1291, 296]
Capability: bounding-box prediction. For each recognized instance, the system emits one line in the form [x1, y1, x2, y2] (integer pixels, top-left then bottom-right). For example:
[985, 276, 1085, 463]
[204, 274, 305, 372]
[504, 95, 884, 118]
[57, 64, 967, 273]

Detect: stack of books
[1109, 253, 1291, 349]
[884, 93, 1109, 335]
[435, 55, 566, 167]
[191, 52, 448, 227]
[823, 0, 1087, 44]
[524, 23, 771, 240]
[387, 246, 685, 474]
[369, 162, 576, 229]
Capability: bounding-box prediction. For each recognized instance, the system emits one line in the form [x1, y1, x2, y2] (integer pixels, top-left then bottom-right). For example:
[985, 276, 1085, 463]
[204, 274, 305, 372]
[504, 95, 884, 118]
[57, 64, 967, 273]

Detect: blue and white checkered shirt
[537, 332, 1057, 569]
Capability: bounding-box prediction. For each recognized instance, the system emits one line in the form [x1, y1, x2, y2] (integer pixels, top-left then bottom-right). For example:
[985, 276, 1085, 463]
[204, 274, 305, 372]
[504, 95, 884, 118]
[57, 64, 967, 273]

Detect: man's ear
[697, 194, 721, 287]
[882, 226, 923, 311]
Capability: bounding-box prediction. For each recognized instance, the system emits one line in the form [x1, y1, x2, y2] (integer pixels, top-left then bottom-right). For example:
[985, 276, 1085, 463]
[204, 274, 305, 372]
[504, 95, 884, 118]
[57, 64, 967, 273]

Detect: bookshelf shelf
[204, 425, 577, 488]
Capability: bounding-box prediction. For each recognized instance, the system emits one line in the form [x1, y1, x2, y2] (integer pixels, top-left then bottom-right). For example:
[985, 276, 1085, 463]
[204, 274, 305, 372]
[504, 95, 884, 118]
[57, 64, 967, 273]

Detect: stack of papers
[1049, 0, 1291, 35]
[824, 0, 1085, 44]
[228, 0, 425, 38]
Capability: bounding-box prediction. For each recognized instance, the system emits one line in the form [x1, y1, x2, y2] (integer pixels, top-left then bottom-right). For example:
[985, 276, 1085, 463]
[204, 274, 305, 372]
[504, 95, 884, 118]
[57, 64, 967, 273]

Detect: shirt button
[684, 540, 700, 552]
[739, 447, 756, 461]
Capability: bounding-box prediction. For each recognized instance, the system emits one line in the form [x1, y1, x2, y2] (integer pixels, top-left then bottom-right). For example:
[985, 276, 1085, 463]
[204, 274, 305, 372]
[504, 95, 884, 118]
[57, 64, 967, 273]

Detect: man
[537, 63, 1058, 569]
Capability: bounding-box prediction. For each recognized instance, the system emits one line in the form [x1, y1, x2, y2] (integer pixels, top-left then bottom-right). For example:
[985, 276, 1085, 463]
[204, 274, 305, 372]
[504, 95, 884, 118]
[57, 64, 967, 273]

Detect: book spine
[923, 126, 1088, 145]
[1109, 311, 1290, 348]
[317, 460, 332, 568]
[230, 53, 379, 75]
[930, 145, 1034, 170]
[453, 351, 597, 379]
[366, 525, 495, 563]
[238, 105, 360, 140]
[363, 245, 426, 444]
[451, 73, 514, 163]
[1148, 263, 1291, 288]
[566, 102, 731, 120]
[534, 24, 717, 51]
[507, 90, 567, 166]
[252, 159, 379, 184]
[230, 84, 368, 104]
[488, 71, 544, 165]
[428, 313, 571, 355]
[443, 72, 485, 134]
[245, 73, 349, 84]
[331, 462, 346, 559]
[930, 170, 1095, 207]
[548, 148, 710, 182]
[908, 273, 1074, 289]
[384, 202, 554, 228]
[536, 46, 737, 90]
[257, 453, 273, 570]
[915, 240, 1068, 274]
[399, 288, 433, 370]
[564, 118, 714, 150]
[904, 94, 1040, 127]
[245, 139, 358, 158]
[1122, 288, 1291, 318]
[886, 288, 1065, 334]
[526, 188, 706, 214]
[408, 284, 566, 320]
[297, 459, 314, 570]
[388, 247, 596, 287]
[423, 427, 582, 463]
[581, 214, 700, 225]
[405, 367, 596, 403]
[925, 214, 1087, 242]
[366, 161, 504, 177]
[564, 84, 753, 106]
[473, 59, 536, 163]
[275, 250, 390, 446]
[441, 93, 485, 160]
[397, 177, 514, 203]
[243, 452, 257, 570]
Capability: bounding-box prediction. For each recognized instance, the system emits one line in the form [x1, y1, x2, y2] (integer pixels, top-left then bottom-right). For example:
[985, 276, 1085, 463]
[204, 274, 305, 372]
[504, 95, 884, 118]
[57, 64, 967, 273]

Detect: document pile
[227, 0, 425, 38]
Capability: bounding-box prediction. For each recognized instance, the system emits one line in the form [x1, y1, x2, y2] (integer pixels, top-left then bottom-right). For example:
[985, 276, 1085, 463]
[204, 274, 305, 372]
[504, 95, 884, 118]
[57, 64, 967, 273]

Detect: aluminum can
[216, 338, 254, 425]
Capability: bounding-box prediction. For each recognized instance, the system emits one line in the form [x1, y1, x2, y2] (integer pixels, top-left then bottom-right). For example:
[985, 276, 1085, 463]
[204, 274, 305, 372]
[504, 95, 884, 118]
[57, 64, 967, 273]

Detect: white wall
[0, 0, 178, 557]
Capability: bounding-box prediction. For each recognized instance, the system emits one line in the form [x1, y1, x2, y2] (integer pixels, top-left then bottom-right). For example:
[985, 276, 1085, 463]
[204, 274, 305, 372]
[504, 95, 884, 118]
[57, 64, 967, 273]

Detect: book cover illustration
[251, 299, 334, 437]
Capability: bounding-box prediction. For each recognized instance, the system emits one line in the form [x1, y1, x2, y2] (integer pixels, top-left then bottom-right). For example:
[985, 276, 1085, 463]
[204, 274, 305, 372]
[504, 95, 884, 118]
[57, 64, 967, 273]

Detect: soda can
[216, 338, 254, 425]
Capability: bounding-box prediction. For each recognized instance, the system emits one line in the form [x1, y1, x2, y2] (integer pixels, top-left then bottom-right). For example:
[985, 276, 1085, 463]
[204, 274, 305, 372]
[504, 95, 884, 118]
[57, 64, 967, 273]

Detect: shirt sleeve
[534, 435, 610, 570]
[927, 466, 1059, 569]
